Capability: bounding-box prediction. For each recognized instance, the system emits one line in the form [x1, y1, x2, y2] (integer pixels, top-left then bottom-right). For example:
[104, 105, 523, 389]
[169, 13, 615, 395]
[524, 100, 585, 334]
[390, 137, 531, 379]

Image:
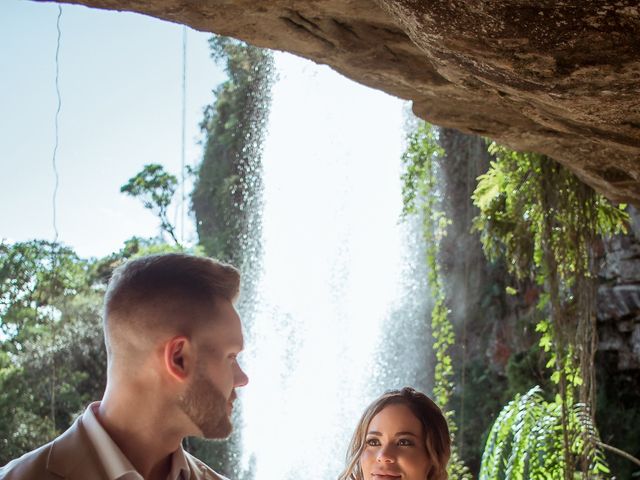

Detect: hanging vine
[473, 143, 629, 479]
[402, 122, 471, 479]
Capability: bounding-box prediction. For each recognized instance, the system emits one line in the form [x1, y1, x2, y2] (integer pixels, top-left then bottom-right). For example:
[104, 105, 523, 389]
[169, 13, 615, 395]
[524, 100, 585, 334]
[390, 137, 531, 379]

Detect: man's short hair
[103, 253, 240, 354]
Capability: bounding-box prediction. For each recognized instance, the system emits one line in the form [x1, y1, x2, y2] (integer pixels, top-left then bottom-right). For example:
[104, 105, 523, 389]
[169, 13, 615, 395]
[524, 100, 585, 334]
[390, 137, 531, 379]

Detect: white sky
[0, 1, 222, 257]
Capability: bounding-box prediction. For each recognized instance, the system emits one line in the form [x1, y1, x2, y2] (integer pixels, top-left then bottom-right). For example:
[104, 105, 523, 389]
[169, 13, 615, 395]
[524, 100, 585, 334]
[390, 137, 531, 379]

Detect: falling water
[239, 52, 432, 480]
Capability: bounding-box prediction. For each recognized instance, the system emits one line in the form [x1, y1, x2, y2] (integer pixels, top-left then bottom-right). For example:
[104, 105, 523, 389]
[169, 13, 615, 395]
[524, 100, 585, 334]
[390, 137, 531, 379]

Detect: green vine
[402, 122, 471, 479]
[473, 142, 628, 478]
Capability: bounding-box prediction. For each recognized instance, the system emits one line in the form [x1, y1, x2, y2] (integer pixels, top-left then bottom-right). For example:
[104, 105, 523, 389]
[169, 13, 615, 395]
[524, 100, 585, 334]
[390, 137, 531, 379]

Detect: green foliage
[120, 163, 180, 245]
[402, 122, 471, 479]
[0, 240, 106, 464]
[451, 362, 506, 474]
[0, 237, 193, 465]
[479, 386, 610, 480]
[505, 343, 553, 401]
[472, 143, 628, 479]
[472, 144, 627, 394]
[472, 144, 627, 284]
[192, 35, 273, 264]
[0, 240, 90, 353]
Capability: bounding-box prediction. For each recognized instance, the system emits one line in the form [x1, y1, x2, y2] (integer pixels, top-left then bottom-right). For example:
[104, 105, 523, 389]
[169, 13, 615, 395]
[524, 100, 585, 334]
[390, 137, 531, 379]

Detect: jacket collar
[45, 415, 224, 480]
[47, 416, 108, 480]
[184, 451, 227, 480]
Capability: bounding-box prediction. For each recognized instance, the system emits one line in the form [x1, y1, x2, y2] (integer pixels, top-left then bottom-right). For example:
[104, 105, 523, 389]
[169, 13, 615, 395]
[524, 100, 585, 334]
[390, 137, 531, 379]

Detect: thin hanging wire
[49, 4, 63, 436]
[180, 26, 187, 245]
[52, 6, 62, 243]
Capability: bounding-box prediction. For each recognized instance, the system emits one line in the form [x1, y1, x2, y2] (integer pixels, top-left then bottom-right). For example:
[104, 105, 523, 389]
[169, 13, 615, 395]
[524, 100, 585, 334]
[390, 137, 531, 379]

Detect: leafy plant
[473, 143, 628, 478]
[480, 386, 610, 480]
[402, 122, 471, 479]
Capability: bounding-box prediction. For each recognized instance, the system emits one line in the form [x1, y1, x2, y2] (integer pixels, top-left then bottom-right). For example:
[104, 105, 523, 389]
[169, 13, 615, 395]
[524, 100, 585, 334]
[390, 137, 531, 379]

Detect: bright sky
[0, 1, 222, 257]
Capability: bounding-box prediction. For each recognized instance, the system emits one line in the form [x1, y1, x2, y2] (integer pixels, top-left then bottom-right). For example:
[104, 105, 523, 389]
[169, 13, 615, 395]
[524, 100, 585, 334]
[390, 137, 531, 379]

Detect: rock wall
[598, 206, 640, 371]
[438, 128, 502, 361]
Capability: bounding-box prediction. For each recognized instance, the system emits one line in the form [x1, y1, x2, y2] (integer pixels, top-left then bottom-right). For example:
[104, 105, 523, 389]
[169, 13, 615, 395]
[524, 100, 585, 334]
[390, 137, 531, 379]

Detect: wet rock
[597, 284, 640, 321]
[632, 323, 640, 357]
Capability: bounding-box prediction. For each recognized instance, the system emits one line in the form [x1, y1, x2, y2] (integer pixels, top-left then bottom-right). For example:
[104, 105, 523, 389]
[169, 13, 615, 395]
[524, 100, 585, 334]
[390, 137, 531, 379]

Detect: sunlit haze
[242, 53, 430, 480]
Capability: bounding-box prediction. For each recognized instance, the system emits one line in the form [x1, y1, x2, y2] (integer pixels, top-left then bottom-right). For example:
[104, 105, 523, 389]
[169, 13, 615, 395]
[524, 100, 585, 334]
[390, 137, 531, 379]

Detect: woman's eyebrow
[394, 431, 419, 437]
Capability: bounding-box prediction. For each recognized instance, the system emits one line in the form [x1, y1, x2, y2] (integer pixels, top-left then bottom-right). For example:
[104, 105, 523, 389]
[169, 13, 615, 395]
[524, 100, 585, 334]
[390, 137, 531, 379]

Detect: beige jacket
[0, 416, 229, 480]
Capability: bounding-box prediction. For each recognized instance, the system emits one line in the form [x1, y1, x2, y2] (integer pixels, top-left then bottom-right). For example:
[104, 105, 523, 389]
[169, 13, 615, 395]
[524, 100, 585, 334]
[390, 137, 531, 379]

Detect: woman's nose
[376, 445, 396, 463]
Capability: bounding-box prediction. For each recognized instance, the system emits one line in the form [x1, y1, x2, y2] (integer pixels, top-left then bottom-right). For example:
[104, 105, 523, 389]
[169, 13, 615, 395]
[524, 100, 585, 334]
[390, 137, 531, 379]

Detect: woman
[338, 387, 450, 480]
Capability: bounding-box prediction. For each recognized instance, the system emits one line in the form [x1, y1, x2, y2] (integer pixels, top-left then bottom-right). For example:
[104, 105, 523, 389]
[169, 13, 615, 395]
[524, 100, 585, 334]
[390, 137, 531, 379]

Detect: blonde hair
[338, 387, 450, 480]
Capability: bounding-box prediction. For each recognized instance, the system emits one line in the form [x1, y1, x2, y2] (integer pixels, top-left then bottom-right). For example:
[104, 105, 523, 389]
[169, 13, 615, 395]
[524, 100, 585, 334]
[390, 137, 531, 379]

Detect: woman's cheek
[359, 449, 375, 473]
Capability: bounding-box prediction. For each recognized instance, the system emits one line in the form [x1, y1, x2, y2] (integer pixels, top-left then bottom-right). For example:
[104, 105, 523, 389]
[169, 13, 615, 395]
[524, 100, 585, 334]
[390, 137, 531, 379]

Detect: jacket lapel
[46, 416, 108, 480]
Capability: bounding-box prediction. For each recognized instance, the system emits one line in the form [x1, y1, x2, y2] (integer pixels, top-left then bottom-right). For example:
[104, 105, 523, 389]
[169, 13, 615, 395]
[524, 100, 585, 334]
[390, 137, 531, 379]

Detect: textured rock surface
[51, 0, 640, 203]
[598, 207, 640, 370]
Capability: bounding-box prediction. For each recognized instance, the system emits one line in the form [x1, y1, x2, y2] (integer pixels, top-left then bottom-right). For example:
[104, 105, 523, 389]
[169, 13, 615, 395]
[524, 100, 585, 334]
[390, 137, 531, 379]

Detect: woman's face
[359, 403, 430, 480]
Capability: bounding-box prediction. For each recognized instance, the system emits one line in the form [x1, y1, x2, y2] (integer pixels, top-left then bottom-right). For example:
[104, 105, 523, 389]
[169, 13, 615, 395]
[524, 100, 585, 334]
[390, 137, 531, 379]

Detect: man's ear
[164, 336, 192, 382]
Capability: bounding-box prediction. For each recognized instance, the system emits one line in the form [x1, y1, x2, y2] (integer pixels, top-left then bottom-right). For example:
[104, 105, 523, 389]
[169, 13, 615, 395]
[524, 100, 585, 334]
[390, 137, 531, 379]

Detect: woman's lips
[371, 473, 401, 479]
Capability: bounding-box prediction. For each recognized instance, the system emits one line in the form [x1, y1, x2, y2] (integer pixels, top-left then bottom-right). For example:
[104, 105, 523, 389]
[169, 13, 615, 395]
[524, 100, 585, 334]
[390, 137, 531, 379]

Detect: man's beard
[180, 370, 232, 439]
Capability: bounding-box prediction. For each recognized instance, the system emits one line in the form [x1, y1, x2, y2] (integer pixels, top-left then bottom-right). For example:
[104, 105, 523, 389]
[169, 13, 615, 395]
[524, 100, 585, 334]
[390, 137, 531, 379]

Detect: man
[1, 253, 249, 480]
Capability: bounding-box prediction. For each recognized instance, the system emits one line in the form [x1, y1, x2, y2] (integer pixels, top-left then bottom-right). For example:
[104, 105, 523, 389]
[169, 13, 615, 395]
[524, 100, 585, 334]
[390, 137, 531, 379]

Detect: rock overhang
[44, 0, 640, 204]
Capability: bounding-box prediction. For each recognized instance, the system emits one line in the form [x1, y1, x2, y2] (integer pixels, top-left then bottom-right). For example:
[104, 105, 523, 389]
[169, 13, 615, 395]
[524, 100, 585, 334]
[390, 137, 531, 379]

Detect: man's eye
[398, 438, 415, 446]
[366, 438, 381, 447]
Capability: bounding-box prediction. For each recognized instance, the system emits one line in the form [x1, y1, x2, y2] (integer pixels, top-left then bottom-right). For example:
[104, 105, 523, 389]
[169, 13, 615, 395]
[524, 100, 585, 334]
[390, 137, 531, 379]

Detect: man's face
[180, 300, 248, 439]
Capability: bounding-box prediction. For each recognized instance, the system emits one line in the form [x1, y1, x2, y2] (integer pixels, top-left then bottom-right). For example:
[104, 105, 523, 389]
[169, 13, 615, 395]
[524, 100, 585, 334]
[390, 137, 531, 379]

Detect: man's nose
[376, 445, 396, 463]
[234, 363, 249, 387]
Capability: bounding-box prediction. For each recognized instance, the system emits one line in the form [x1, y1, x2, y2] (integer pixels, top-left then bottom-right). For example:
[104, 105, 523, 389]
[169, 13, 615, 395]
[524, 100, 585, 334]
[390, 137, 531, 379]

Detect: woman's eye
[398, 438, 415, 446]
[366, 438, 381, 447]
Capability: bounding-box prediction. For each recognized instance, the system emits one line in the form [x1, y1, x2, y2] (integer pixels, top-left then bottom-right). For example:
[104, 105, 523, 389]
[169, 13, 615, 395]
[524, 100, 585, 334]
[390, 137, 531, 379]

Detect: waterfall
[239, 52, 432, 480]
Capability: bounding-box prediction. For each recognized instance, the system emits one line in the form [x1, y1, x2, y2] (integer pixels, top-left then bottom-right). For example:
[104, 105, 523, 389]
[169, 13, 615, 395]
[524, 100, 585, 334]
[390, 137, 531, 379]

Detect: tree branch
[598, 441, 640, 468]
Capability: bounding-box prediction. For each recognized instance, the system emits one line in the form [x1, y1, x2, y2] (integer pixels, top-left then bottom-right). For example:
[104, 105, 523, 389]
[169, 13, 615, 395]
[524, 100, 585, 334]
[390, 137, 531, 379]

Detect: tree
[121, 163, 180, 245]
[0, 236, 192, 465]
[0, 240, 89, 354]
[0, 240, 105, 464]
[192, 35, 273, 265]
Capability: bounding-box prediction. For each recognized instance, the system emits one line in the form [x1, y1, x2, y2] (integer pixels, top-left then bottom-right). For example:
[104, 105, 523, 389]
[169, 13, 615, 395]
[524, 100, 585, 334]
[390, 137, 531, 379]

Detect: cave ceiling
[47, 0, 640, 204]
